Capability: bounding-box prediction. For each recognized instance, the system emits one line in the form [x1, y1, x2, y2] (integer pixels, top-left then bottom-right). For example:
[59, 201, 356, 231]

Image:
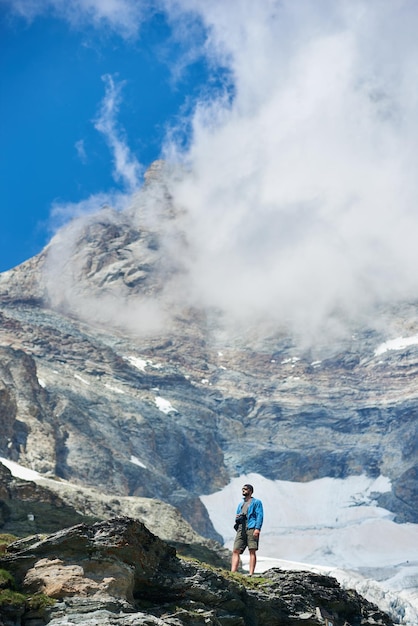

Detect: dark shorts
[233, 526, 259, 553]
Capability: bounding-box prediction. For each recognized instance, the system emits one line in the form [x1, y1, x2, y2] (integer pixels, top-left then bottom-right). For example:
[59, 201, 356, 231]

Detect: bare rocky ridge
[0, 166, 417, 539]
[0, 516, 394, 626]
[0, 462, 97, 536]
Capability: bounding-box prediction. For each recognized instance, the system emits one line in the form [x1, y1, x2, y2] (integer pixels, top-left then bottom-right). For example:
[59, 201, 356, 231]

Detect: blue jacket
[236, 497, 264, 530]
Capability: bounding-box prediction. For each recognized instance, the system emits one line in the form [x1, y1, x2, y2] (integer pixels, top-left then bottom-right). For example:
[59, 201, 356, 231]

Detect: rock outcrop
[0, 462, 100, 537]
[0, 516, 394, 626]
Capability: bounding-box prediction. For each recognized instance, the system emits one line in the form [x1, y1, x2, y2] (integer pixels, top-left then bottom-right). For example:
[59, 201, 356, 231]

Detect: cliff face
[0, 173, 417, 540]
[0, 516, 394, 626]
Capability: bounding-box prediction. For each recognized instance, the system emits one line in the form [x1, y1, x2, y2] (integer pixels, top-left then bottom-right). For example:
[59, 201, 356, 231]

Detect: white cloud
[4, 0, 146, 38]
[158, 0, 418, 341]
[49, 189, 131, 232]
[75, 139, 87, 163]
[20, 0, 418, 343]
[94, 74, 143, 192]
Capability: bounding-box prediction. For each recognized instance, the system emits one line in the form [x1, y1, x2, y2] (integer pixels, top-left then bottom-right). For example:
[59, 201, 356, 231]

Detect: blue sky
[0, 2, 219, 271]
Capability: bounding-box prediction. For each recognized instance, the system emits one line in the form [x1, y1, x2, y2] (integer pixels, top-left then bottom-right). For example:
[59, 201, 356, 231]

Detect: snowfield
[201, 473, 418, 626]
[375, 334, 418, 356]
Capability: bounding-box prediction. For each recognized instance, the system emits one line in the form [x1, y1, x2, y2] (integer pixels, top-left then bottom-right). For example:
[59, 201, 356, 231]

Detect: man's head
[242, 484, 254, 495]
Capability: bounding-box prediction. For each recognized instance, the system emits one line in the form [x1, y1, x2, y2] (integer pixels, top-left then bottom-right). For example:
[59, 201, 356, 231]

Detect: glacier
[201, 473, 418, 626]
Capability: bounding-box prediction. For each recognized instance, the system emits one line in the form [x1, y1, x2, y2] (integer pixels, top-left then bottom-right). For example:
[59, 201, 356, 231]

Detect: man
[231, 483, 264, 576]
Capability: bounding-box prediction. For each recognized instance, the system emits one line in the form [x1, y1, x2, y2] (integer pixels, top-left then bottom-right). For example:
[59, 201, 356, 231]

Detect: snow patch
[38, 378, 46, 388]
[125, 355, 161, 371]
[0, 457, 42, 481]
[375, 334, 418, 356]
[126, 356, 148, 371]
[155, 396, 176, 414]
[130, 455, 147, 469]
[74, 374, 90, 385]
[201, 473, 392, 541]
[281, 357, 300, 364]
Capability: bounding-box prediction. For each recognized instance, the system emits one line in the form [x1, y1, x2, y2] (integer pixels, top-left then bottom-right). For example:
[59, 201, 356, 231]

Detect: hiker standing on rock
[231, 483, 264, 576]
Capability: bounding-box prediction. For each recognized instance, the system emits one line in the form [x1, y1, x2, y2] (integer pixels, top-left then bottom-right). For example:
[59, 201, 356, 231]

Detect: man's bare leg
[248, 549, 257, 575]
[231, 550, 241, 572]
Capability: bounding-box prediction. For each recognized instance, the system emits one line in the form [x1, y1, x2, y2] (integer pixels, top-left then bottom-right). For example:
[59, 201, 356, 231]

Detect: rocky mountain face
[0, 166, 417, 543]
[0, 516, 394, 626]
[0, 462, 229, 570]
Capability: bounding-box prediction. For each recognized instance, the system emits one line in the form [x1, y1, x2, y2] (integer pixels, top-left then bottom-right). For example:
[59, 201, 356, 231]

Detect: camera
[233, 513, 247, 531]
